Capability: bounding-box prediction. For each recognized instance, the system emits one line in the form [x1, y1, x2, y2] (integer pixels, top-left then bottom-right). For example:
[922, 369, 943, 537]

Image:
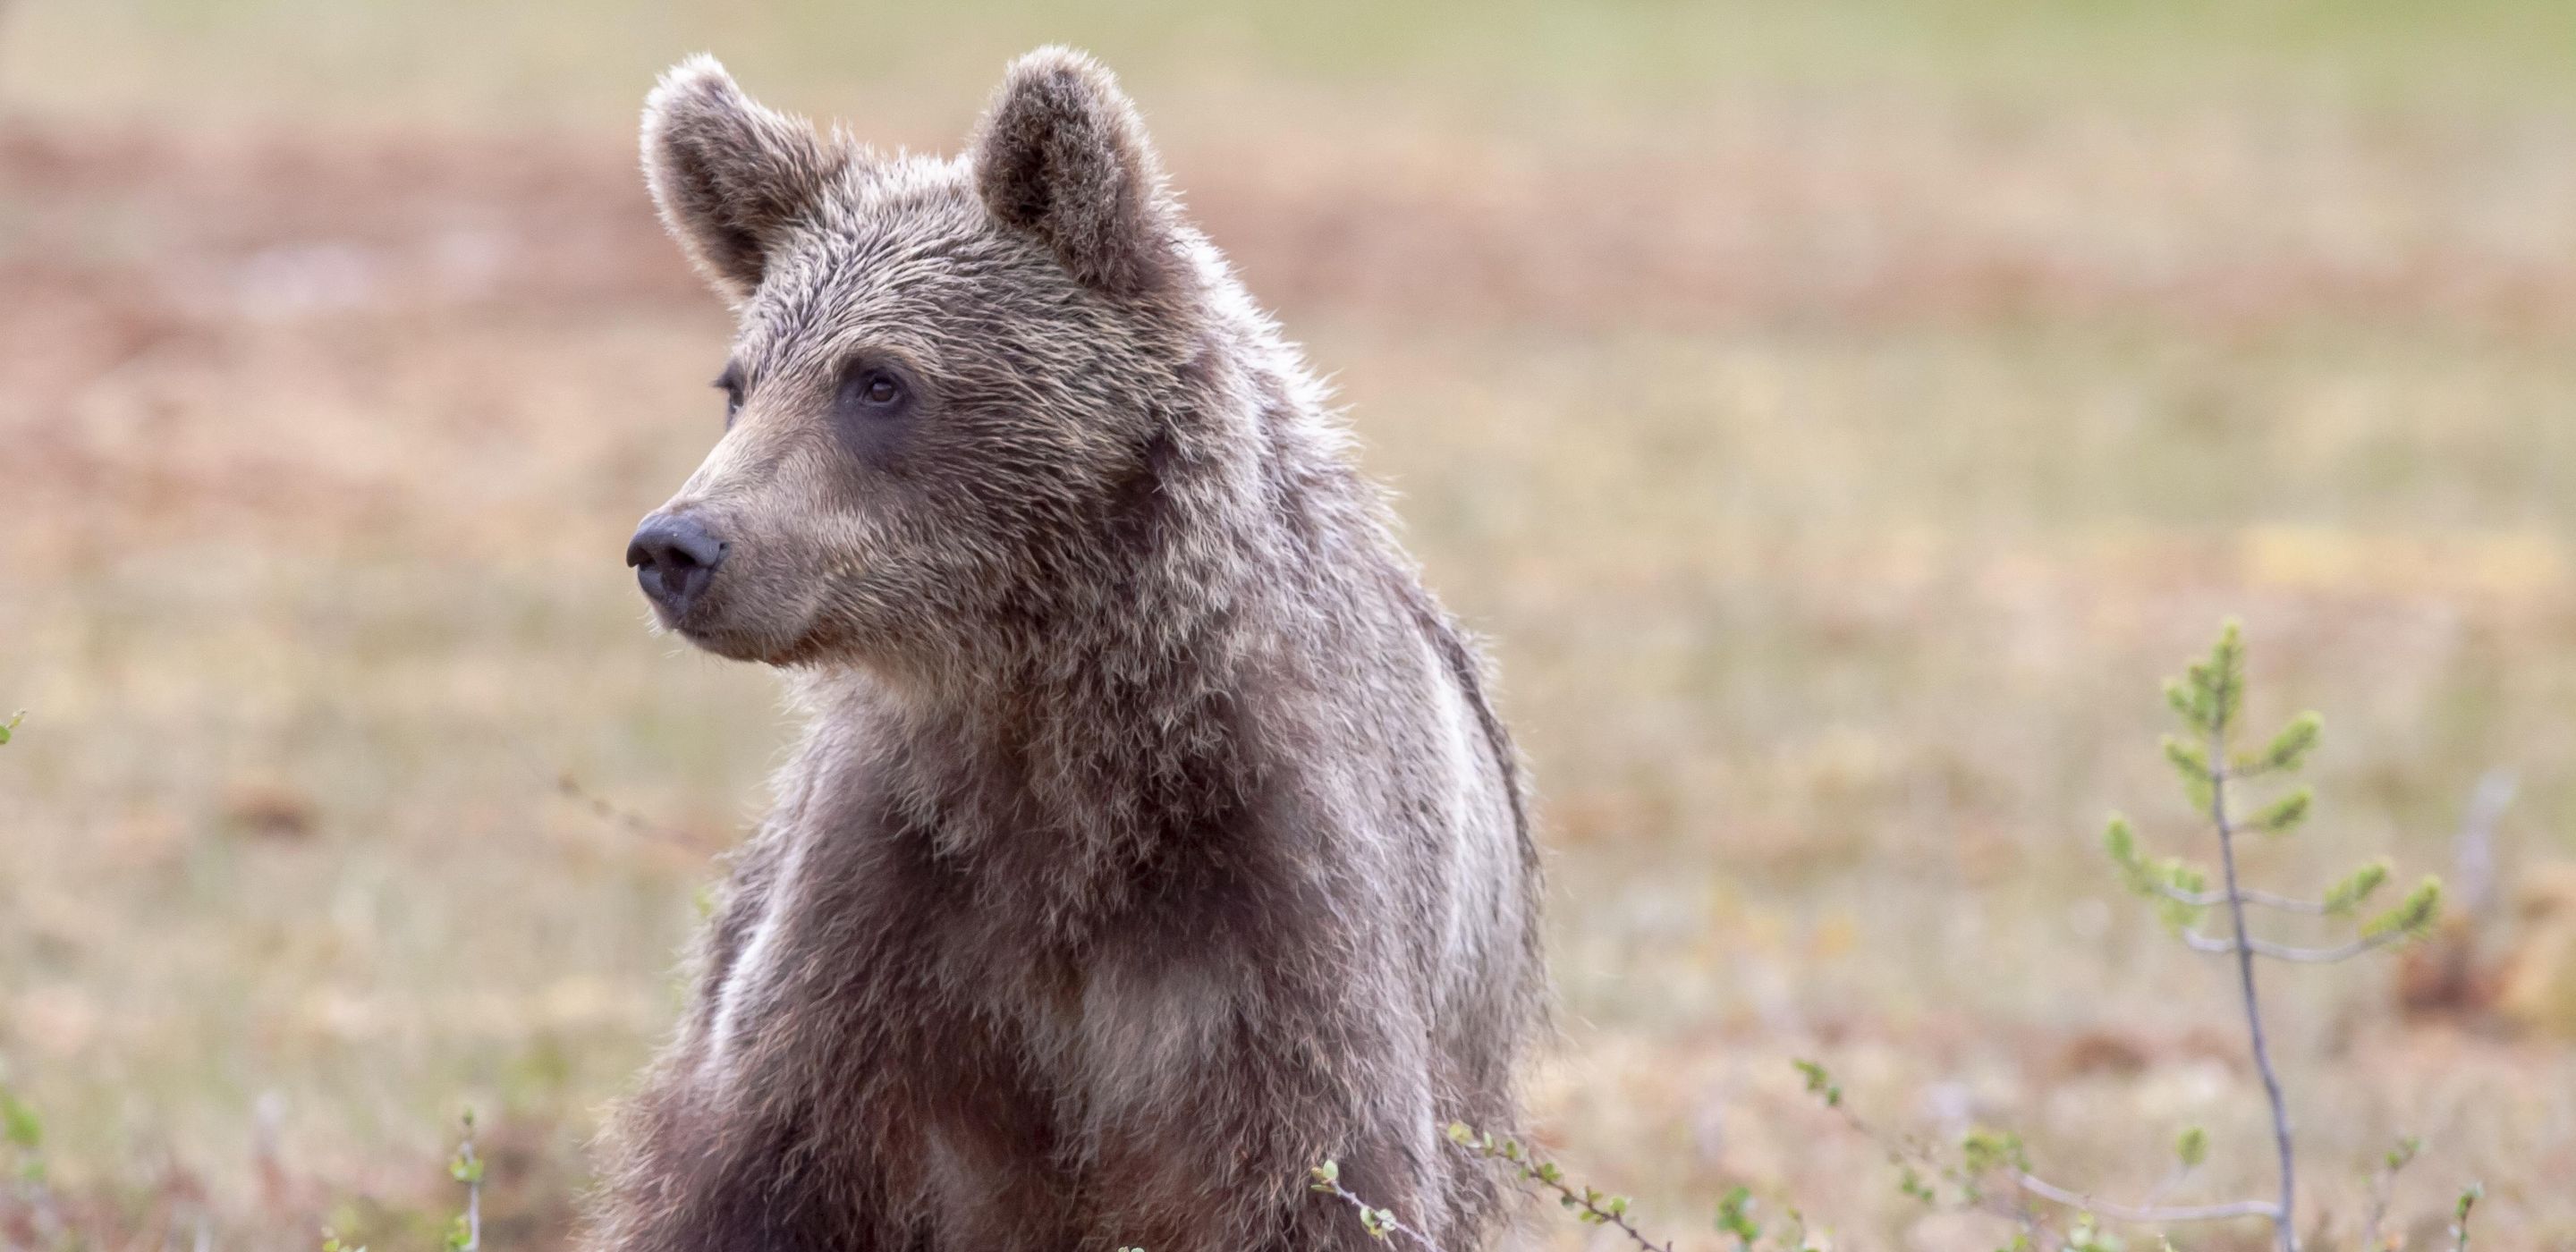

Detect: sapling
[2100, 621, 2442, 1252]
[445, 1111, 483, 1252]
[1789, 622, 2465, 1249]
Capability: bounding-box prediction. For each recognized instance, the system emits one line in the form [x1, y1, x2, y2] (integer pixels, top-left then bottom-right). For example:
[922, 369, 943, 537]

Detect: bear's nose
[627, 512, 729, 616]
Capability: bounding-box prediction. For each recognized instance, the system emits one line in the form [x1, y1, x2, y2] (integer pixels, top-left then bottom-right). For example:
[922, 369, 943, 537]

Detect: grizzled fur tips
[594, 46, 1546, 1252]
[642, 55, 848, 303]
[970, 48, 1178, 298]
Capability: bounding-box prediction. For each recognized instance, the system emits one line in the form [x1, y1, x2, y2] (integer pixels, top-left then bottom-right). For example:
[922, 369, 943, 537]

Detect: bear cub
[593, 47, 1545, 1252]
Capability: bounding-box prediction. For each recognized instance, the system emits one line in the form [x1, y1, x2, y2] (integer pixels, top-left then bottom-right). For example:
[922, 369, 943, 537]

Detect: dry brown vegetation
[4, 2, 2575, 1248]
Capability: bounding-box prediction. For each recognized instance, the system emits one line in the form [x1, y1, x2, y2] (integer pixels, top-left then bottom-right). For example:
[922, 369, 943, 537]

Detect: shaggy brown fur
[589, 47, 1545, 1252]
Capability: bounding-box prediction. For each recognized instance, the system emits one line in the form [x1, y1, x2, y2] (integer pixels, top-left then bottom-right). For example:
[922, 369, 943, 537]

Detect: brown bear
[591, 47, 1544, 1252]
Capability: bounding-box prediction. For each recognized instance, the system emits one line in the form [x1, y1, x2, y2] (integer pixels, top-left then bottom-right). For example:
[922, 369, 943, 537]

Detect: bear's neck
[804, 592, 1264, 934]
[822, 341, 1373, 931]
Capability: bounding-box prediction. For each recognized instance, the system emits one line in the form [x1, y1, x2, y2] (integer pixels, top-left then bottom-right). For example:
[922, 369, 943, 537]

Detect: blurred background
[4, 1, 2574, 1248]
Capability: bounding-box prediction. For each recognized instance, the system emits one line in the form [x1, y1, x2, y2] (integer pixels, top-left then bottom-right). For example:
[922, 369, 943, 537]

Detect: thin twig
[2452, 1184, 2482, 1252]
[1805, 1055, 2282, 1242]
[1798, 1092, 2049, 1245]
[1832, 1095, 2275, 1229]
[1309, 1167, 1445, 1252]
[554, 770, 697, 846]
[2207, 692, 2299, 1252]
[2151, 881, 2333, 914]
[2012, 1172, 2280, 1223]
[2360, 1138, 2421, 1252]
[1442, 1133, 1673, 1252]
[2179, 928, 2406, 963]
[448, 1112, 484, 1252]
[1519, 1170, 1672, 1252]
[458, 1145, 481, 1252]
[496, 731, 704, 849]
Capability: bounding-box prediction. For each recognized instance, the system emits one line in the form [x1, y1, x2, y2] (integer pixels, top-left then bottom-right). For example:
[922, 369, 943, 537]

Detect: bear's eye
[841, 367, 908, 415]
[713, 365, 745, 427]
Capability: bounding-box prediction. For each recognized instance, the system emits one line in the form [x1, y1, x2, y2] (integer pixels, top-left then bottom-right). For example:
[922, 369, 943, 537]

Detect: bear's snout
[627, 512, 729, 620]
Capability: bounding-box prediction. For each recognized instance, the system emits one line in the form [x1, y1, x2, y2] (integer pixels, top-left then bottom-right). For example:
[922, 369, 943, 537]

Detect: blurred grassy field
[4, 1, 2576, 1248]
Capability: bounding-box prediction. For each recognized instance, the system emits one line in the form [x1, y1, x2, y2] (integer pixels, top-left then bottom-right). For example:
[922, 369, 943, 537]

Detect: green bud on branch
[2162, 735, 2213, 784]
[2360, 876, 2444, 942]
[2175, 1126, 2208, 1170]
[2244, 785, 2313, 836]
[2238, 712, 2322, 774]
[1792, 1059, 1841, 1108]
[2322, 859, 2392, 916]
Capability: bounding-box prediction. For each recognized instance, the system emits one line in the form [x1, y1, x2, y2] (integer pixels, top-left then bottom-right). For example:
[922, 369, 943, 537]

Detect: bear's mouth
[670, 622, 775, 664]
[653, 586, 828, 667]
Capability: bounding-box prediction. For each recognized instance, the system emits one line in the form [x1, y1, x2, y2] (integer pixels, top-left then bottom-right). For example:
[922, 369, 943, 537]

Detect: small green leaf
[1791, 1059, 1842, 1107]
[1311, 1160, 1340, 1189]
[2105, 815, 2156, 894]
[0, 1088, 40, 1151]
[2244, 785, 2313, 835]
[1962, 1128, 2029, 1175]
[2238, 710, 2324, 775]
[2162, 735, 2213, 784]
[2104, 814, 2138, 863]
[1716, 1184, 1762, 1246]
[2150, 859, 2209, 931]
[2323, 859, 2393, 916]
[2174, 1126, 2207, 1169]
[2165, 677, 2219, 735]
[2065, 1213, 2126, 1252]
[2207, 620, 2247, 717]
[2384, 1135, 2422, 1172]
[2361, 876, 2444, 941]
[1898, 1165, 1936, 1205]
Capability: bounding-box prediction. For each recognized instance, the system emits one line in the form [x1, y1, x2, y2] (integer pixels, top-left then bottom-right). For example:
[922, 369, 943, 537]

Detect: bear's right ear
[970, 47, 1179, 299]
[641, 56, 843, 305]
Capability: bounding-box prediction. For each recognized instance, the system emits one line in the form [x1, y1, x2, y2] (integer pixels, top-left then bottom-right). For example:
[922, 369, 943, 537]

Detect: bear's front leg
[584, 1076, 902, 1252]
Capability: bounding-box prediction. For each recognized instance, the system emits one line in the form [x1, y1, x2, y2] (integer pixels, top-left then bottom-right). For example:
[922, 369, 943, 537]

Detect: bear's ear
[642, 55, 843, 305]
[970, 47, 1179, 298]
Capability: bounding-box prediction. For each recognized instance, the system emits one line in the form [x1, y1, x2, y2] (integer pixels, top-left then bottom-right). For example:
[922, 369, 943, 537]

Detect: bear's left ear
[970, 47, 1180, 298]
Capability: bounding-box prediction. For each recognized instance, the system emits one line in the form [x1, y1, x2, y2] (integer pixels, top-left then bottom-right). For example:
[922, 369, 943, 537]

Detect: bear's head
[626, 48, 1217, 678]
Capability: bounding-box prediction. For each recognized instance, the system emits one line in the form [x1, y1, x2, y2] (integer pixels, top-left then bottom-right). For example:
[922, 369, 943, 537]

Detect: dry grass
[4, 2, 2575, 1248]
